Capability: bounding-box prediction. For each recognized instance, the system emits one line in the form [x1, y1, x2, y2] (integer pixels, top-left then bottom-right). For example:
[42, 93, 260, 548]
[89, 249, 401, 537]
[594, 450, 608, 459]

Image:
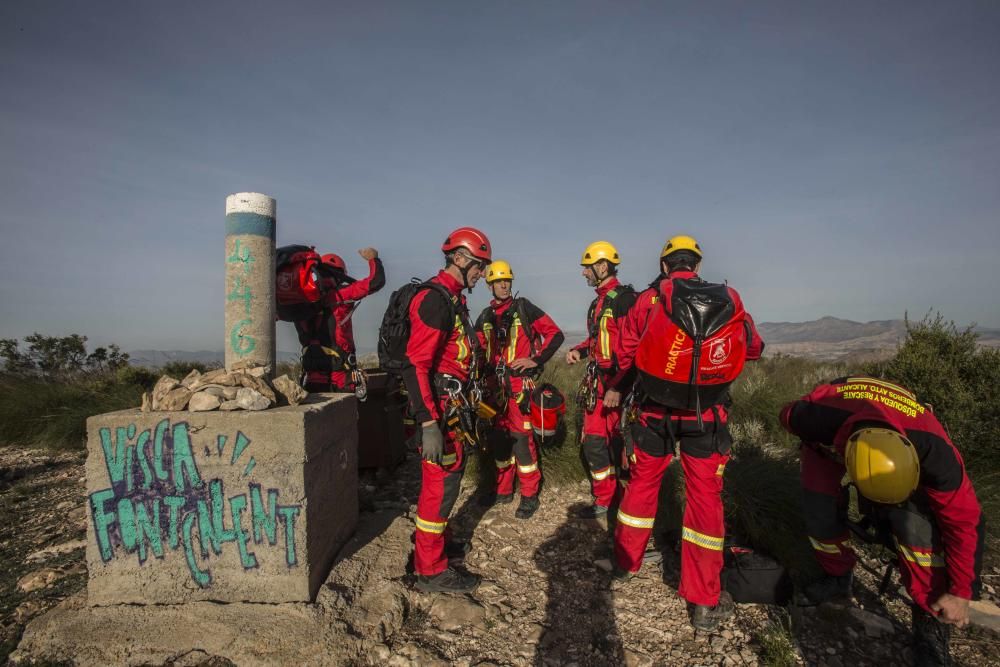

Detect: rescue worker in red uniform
[566, 241, 636, 519]
[406, 227, 492, 593]
[296, 248, 385, 392]
[608, 235, 764, 631]
[475, 260, 565, 519]
[781, 377, 985, 666]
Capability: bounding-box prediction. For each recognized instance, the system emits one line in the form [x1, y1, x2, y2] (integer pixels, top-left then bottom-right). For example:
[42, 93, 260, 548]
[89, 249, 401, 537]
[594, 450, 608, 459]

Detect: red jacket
[475, 297, 564, 372]
[403, 270, 478, 423]
[780, 377, 983, 600]
[571, 277, 635, 373]
[295, 259, 385, 380]
[610, 271, 765, 390]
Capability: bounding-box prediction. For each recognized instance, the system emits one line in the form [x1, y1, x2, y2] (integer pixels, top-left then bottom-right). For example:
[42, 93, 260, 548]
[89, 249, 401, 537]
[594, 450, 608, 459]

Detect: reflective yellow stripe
[599, 308, 613, 359]
[847, 377, 916, 401]
[618, 511, 655, 529]
[896, 541, 946, 568]
[682, 526, 724, 551]
[507, 317, 519, 363]
[523, 421, 532, 430]
[518, 462, 538, 474]
[415, 516, 447, 534]
[482, 323, 493, 360]
[591, 466, 615, 481]
[423, 453, 457, 467]
[496, 456, 516, 468]
[809, 536, 843, 555]
[455, 316, 468, 363]
[716, 463, 726, 476]
[302, 345, 342, 358]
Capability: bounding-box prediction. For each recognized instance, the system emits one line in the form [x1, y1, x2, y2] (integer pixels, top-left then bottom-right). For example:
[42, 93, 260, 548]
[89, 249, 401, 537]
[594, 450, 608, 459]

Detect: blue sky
[2, 1, 998, 353]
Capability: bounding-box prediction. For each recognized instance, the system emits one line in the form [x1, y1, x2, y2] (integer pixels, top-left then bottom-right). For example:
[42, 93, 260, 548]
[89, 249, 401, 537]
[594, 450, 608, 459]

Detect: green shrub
[866, 314, 1000, 562]
[159, 360, 216, 379]
[0, 374, 142, 450]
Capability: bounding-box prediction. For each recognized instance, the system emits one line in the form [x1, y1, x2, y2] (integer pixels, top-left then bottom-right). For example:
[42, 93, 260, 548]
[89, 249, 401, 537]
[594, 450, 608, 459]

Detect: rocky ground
[3, 445, 999, 666]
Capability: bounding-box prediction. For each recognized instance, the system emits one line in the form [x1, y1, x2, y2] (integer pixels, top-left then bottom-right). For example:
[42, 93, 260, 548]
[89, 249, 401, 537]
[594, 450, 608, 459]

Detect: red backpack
[635, 278, 748, 414]
[275, 245, 338, 322]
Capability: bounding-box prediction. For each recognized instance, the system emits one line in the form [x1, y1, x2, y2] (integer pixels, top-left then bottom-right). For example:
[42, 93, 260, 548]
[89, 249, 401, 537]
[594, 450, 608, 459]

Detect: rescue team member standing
[475, 260, 565, 519]
[781, 377, 984, 666]
[296, 248, 385, 392]
[566, 241, 636, 518]
[406, 227, 492, 593]
[607, 236, 764, 632]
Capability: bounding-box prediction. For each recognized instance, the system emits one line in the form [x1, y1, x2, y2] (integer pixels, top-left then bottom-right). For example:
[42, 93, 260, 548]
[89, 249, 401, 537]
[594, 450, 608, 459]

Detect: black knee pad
[581, 435, 611, 470]
[512, 434, 533, 466]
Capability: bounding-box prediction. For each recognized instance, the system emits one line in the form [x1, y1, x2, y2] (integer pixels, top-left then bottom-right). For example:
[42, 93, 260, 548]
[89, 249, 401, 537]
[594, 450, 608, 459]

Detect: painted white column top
[225, 192, 276, 217]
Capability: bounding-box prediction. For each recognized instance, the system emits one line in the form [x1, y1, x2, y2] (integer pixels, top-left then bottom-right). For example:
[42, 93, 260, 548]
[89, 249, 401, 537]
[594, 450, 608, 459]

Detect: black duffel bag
[722, 543, 793, 605]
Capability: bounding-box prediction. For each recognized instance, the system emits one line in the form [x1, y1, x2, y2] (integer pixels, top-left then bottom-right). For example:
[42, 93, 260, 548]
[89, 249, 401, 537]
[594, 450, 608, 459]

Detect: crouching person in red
[781, 377, 985, 666]
[608, 235, 764, 632]
[475, 260, 564, 519]
[400, 227, 492, 593]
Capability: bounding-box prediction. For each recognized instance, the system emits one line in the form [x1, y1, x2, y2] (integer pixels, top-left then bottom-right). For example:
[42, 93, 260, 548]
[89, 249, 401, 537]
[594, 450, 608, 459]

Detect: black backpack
[722, 542, 793, 605]
[377, 279, 456, 375]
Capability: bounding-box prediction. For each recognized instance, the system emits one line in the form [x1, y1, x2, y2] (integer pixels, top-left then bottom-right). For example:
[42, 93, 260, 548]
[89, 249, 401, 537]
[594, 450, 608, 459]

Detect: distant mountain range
[126, 317, 1000, 367]
[758, 317, 1000, 361]
[127, 349, 300, 368]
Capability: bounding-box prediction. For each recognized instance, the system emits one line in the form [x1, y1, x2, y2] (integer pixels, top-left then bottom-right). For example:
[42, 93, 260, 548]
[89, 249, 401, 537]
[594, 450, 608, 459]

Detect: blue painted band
[226, 212, 275, 239]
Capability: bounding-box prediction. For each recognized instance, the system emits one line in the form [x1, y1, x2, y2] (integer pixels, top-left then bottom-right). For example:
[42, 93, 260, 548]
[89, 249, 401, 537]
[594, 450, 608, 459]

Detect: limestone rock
[235, 387, 271, 411]
[219, 399, 241, 411]
[970, 600, 1000, 633]
[623, 648, 654, 667]
[430, 596, 487, 631]
[188, 392, 222, 412]
[238, 373, 277, 403]
[180, 369, 202, 389]
[141, 391, 151, 412]
[17, 568, 62, 593]
[151, 375, 180, 409]
[273, 374, 307, 406]
[26, 539, 86, 563]
[848, 608, 896, 637]
[159, 387, 193, 411]
[199, 368, 240, 387]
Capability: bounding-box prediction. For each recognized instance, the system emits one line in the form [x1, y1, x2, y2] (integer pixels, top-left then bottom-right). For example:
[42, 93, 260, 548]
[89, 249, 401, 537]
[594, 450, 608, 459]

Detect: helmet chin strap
[587, 264, 602, 286]
[458, 257, 481, 293]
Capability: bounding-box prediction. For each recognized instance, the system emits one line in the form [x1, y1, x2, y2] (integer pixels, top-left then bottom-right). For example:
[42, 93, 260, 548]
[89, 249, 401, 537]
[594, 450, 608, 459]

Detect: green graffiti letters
[89, 420, 301, 588]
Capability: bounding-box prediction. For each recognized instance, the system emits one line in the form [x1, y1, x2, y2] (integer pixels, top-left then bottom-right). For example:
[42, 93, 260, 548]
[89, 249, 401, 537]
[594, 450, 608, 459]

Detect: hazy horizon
[3, 2, 999, 354]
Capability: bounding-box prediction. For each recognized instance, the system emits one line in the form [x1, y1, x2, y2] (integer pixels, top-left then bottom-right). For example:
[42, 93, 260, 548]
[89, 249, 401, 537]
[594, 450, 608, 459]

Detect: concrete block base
[85, 394, 357, 605]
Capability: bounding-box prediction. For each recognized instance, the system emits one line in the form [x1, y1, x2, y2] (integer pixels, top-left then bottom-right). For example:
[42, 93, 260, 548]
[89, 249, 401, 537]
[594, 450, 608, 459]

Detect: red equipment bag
[275, 245, 331, 322]
[635, 278, 748, 412]
[530, 383, 566, 439]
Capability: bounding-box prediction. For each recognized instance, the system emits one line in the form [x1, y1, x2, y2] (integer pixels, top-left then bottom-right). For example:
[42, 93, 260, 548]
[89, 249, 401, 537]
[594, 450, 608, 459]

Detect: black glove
[421, 423, 444, 465]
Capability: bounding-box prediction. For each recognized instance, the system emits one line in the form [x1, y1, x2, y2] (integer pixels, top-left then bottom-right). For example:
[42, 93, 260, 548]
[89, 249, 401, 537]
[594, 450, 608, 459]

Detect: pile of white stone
[140, 361, 307, 412]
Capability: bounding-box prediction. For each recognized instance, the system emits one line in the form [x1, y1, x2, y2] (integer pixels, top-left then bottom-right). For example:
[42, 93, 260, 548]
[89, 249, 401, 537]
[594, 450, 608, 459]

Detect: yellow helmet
[581, 241, 621, 266]
[486, 260, 514, 283]
[661, 235, 703, 258]
[845, 428, 920, 504]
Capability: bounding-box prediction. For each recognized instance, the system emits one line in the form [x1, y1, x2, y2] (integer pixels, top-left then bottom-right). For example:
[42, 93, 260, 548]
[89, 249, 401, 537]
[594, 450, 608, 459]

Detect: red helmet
[321, 253, 346, 272]
[441, 227, 492, 263]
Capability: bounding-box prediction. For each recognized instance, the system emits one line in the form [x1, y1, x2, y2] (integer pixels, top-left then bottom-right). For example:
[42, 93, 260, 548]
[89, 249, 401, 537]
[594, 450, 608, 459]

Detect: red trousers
[493, 392, 541, 498]
[800, 444, 970, 614]
[614, 405, 731, 606]
[580, 379, 621, 507]
[413, 396, 466, 576]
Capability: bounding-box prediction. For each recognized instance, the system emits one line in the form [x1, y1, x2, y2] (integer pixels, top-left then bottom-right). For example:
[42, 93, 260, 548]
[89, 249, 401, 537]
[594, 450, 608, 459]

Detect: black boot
[912, 605, 952, 667]
[515, 495, 540, 519]
[444, 540, 471, 560]
[575, 504, 609, 519]
[415, 566, 481, 593]
[803, 572, 853, 605]
[690, 591, 735, 632]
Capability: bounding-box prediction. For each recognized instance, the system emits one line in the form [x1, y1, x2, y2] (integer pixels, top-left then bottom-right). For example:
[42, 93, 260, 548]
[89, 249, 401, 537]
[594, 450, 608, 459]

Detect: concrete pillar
[224, 192, 276, 375]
